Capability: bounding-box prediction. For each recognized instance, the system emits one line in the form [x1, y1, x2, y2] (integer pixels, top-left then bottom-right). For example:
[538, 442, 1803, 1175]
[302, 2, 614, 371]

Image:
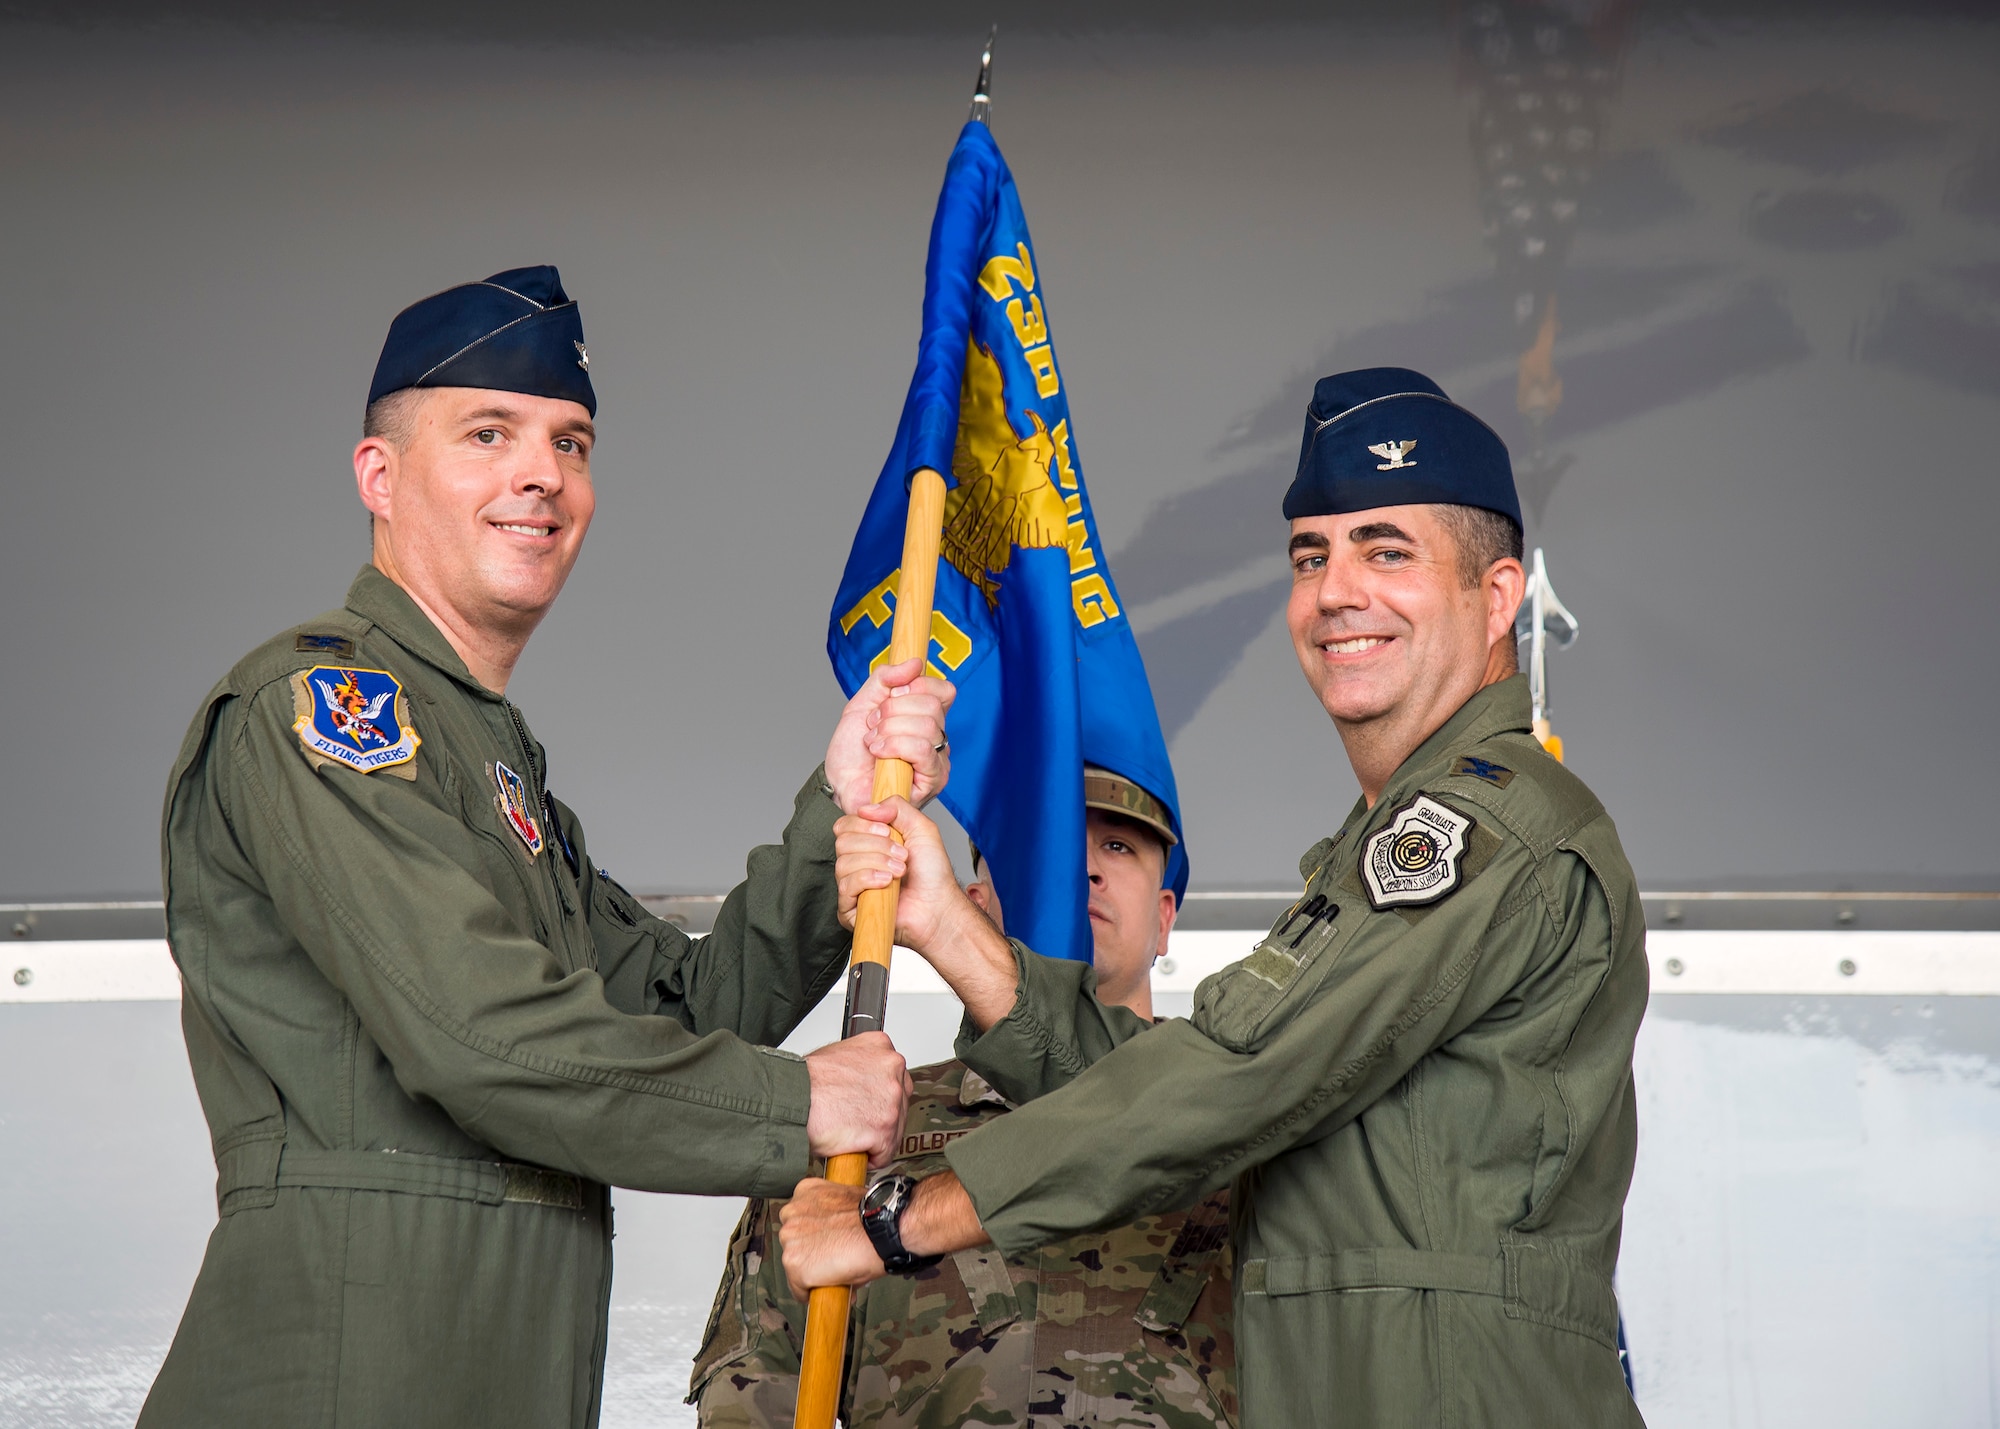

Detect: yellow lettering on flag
[1050, 420, 1078, 490]
[977, 243, 1037, 302]
[1006, 295, 1048, 348]
[1023, 344, 1060, 398]
[868, 609, 975, 680]
[1072, 574, 1121, 628]
[1067, 524, 1096, 576]
[845, 568, 974, 677]
[840, 570, 900, 634]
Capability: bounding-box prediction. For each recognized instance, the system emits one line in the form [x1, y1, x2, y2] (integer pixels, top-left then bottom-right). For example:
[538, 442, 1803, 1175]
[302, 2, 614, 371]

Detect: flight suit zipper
[504, 700, 580, 927]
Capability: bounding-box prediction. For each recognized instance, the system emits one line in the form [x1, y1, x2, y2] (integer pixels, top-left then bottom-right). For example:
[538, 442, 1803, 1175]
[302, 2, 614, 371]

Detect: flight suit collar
[343, 565, 497, 700]
[1373, 674, 1533, 812]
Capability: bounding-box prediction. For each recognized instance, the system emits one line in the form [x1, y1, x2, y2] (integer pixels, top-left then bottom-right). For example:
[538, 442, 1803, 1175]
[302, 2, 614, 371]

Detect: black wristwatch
[859, 1173, 942, 1275]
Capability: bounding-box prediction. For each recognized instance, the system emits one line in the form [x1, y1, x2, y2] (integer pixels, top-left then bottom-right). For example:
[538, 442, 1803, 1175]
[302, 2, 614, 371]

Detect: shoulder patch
[1360, 794, 1475, 909]
[294, 631, 356, 659]
[492, 761, 544, 855]
[290, 666, 420, 778]
[1453, 754, 1514, 788]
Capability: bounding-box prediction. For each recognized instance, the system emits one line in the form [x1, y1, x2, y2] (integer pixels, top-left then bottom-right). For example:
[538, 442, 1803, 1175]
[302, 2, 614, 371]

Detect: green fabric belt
[1239, 1244, 1619, 1346]
[1241, 1247, 1504, 1296]
[216, 1137, 585, 1214]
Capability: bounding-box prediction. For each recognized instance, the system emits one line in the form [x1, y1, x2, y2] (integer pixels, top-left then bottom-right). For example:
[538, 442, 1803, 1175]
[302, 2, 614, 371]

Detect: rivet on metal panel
[1664, 905, 1683, 926]
[10, 922, 27, 938]
[1158, 957, 1177, 976]
[1838, 959, 1857, 977]
[1665, 958, 1685, 976]
[1835, 908, 1856, 926]
[11, 967, 30, 986]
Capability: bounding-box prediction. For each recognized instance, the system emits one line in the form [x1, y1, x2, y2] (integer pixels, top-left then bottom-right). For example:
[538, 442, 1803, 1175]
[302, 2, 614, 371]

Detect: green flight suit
[692, 1058, 1237, 1429]
[945, 676, 1649, 1428]
[142, 566, 852, 1429]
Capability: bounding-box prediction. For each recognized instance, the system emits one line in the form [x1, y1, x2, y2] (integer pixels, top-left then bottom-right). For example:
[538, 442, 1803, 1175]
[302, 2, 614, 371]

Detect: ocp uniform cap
[1282, 367, 1520, 528]
[368, 264, 597, 416]
[1082, 765, 1179, 849]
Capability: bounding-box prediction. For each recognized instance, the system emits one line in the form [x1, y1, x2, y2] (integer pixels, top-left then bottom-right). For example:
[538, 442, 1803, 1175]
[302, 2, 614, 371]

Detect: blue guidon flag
[292, 666, 420, 774]
[827, 120, 1186, 962]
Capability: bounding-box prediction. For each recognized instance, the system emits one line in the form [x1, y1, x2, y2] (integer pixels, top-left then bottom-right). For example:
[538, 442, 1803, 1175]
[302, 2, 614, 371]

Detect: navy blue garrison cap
[1282, 367, 1519, 529]
[368, 265, 596, 416]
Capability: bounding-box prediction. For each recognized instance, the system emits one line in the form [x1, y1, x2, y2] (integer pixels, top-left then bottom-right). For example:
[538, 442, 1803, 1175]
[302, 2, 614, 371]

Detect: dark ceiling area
[0, 0, 1988, 44]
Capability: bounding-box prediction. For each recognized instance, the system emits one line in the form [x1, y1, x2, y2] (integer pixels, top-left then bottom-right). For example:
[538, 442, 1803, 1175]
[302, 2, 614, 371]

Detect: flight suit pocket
[1193, 891, 1347, 1054]
[452, 759, 552, 946]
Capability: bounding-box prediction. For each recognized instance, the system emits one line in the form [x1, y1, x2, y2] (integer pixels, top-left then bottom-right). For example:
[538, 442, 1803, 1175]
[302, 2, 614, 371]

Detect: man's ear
[1154, 888, 1177, 960]
[1484, 556, 1526, 649]
[355, 437, 397, 525]
[966, 877, 1001, 933]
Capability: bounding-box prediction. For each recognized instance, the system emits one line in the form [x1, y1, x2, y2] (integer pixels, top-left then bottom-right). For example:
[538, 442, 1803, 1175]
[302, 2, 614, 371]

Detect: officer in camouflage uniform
[140, 266, 947, 1429]
[784, 368, 1649, 1427]
[693, 773, 1236, 1428]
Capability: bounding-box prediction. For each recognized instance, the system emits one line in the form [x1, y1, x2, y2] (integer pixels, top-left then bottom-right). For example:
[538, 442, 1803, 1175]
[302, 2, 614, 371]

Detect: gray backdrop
[3, 2, 1998, 900]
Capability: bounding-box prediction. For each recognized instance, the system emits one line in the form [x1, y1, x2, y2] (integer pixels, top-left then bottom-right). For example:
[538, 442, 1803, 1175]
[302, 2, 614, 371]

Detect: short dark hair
[363, 388, 426, 447]
[1434, 504, 1523, 674]
[1434, 504, 1523, 588]
[361, 390, 429, 540]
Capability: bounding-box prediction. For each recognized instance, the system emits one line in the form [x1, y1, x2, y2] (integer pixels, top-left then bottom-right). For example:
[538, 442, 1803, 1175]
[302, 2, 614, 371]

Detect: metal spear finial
[1514, 547, 1578, 733]
[969, 25, 996, 124]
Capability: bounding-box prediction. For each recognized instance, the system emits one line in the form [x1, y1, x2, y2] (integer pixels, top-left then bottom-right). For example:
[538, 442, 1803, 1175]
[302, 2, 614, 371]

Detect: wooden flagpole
[793, 466, 949, 1429]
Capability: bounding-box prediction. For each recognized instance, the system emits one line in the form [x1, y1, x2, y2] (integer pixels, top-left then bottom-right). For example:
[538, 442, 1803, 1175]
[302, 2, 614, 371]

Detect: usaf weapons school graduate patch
[1360, 794, 1475, 909]
[291, 666, 420, 779]
[492, 761, 544, 856]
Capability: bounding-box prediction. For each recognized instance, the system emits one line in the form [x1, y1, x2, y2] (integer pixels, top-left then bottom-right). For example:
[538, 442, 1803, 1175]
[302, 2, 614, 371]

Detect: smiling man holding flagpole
[786, 353, 1652, 1426]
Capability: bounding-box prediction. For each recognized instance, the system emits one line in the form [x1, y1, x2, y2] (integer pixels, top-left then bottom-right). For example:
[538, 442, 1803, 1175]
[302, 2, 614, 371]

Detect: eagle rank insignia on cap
[1361, 794, 1474, 909]
[1367, 440, 1418, 470]
[492, 761, 545, 856]
[292, 666, 421, 776]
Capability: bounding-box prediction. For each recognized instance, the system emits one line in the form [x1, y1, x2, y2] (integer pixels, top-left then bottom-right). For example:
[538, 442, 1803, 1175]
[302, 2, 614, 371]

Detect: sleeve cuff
[953, 940, 1097, 1100]
[743, 1047, 815, 1197]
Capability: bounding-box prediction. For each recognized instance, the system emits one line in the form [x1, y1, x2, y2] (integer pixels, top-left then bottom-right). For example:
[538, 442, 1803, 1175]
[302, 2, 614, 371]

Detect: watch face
[862, 1175, 908, 1218]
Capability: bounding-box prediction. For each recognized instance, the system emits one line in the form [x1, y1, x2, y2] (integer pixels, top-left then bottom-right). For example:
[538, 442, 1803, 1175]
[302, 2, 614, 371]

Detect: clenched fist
[803, 1032, 911, 1170]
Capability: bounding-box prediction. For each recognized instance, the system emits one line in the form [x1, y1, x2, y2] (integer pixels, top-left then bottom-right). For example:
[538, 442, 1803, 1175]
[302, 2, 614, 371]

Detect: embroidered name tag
[291, 666, 420, 774]
[897, 1128, 972, 1160]
[1360, 795, 1474, 909]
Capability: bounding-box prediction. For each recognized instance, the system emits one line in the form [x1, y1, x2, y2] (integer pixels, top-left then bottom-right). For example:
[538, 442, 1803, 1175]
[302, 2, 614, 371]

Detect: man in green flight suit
[692, 768, 1235, 1429]
[141, 266, 950, 1429]
[781, 368, 1650, 1427]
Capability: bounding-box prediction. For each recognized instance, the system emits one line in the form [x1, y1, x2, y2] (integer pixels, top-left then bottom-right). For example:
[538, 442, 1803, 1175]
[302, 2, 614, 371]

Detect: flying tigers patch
[1360, 794, 1475, 909]
[290, 666, 420, 779]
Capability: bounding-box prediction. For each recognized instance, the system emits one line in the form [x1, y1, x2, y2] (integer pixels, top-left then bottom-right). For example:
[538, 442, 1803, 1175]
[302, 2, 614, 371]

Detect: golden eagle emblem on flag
[941, 339, 1068, 607]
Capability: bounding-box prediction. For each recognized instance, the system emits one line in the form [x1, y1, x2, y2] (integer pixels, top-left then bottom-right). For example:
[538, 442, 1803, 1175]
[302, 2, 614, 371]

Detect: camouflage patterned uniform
[691, 1059, 1236, 1428]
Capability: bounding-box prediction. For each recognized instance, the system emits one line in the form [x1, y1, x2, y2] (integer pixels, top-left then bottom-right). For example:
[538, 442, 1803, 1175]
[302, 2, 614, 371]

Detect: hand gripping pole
[793, 467, 948, 1429]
